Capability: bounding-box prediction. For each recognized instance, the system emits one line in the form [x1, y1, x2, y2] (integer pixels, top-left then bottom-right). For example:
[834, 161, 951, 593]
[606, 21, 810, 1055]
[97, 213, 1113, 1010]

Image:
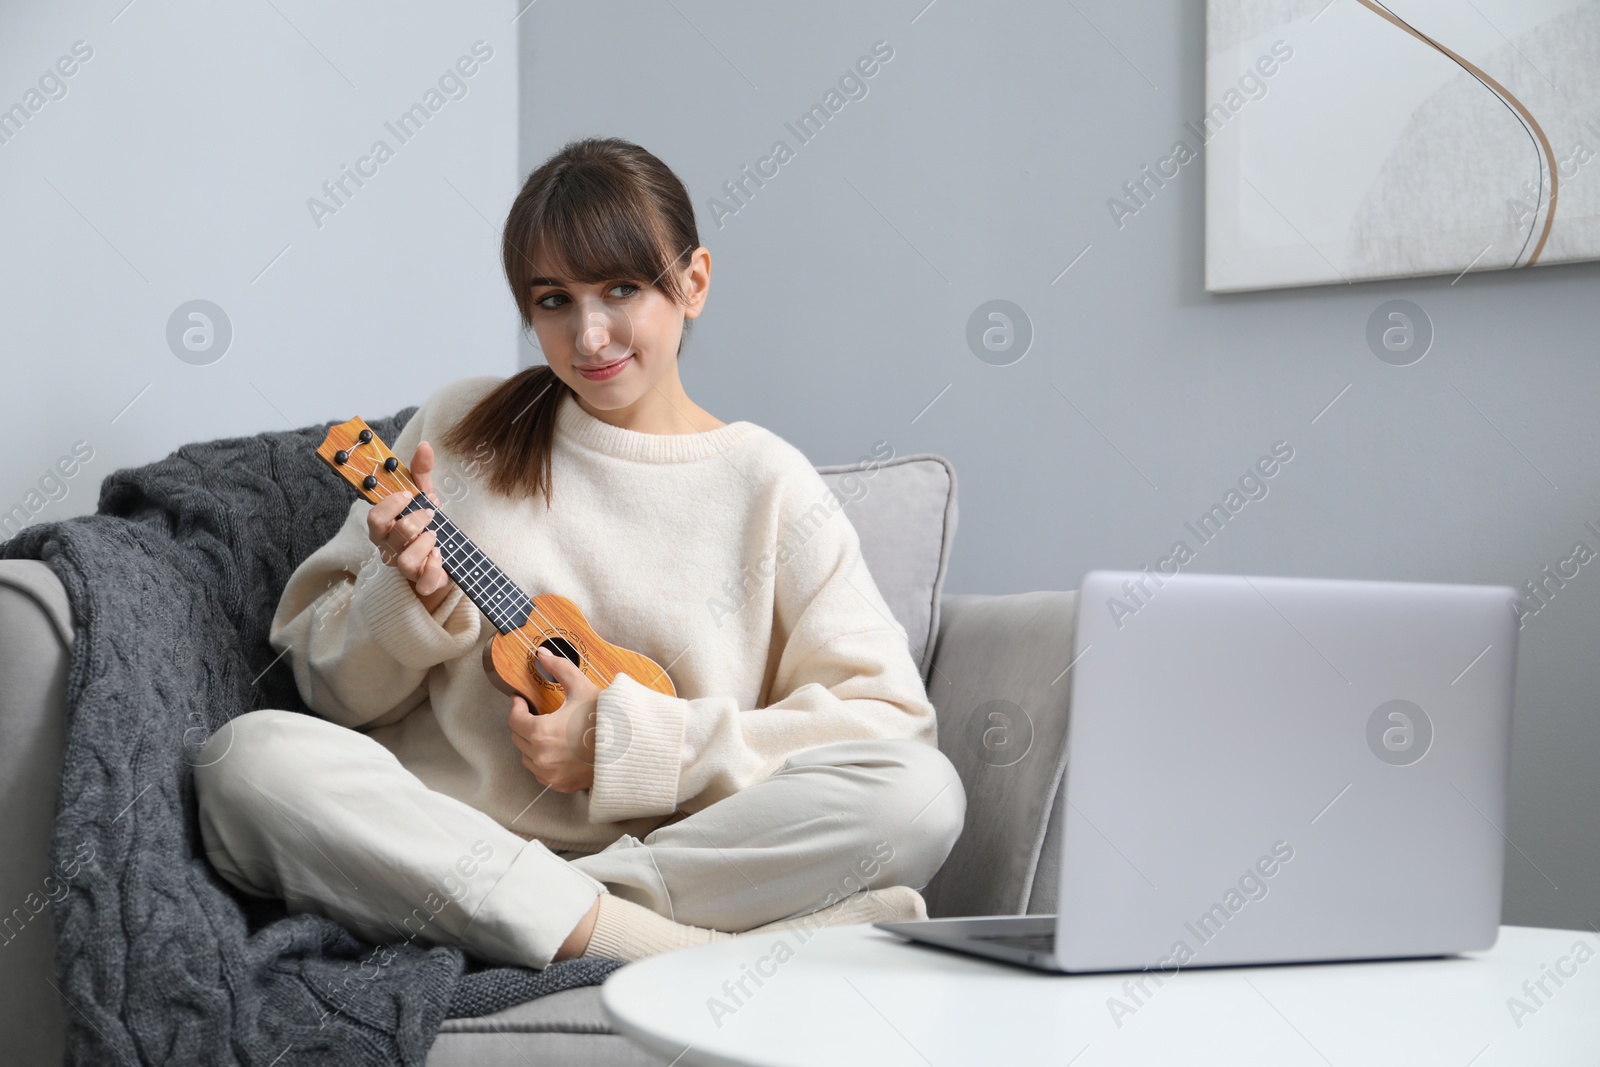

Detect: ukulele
[316, 417, 677, 714]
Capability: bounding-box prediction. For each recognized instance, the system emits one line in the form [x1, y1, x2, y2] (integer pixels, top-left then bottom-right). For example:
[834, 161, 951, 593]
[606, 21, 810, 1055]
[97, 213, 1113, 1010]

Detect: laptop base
[875, 916, 1064, 972]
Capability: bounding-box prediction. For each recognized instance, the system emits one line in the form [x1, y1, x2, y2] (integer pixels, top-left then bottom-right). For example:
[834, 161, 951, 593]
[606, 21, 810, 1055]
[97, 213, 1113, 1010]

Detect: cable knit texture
[0, 406, 625, 1067]
[272, 374, 939, 843]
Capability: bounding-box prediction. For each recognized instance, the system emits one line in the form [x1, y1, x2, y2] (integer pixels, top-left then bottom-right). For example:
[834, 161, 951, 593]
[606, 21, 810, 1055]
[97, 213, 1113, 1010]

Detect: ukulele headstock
[316, 417, 415, 504]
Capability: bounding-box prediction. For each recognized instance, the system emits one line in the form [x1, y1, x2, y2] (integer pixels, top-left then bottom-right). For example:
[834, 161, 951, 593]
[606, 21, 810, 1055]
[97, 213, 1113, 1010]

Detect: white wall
[0, 0, 521, 535]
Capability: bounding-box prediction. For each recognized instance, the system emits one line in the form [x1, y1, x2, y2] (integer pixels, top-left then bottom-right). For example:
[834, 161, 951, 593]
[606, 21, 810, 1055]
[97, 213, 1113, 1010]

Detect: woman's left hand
[508, 646, 601, 793]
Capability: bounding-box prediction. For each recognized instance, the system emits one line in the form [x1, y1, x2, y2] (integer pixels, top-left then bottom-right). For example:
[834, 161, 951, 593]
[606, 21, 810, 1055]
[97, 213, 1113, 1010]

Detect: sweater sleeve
[586, 463, 937, 823]
[268, 398, 483, 730]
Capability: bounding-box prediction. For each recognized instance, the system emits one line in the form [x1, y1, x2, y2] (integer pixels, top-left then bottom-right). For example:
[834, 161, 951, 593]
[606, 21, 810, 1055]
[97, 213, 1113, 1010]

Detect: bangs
[504, 170, 690, 322]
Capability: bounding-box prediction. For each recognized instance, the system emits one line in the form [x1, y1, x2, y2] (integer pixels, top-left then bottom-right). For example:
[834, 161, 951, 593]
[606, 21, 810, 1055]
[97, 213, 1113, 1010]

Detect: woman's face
[525, 247, 709, 412]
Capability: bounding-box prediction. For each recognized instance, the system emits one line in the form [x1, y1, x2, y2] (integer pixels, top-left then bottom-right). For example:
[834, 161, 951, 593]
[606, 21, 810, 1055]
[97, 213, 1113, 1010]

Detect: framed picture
[1204, 0, 1600, 292]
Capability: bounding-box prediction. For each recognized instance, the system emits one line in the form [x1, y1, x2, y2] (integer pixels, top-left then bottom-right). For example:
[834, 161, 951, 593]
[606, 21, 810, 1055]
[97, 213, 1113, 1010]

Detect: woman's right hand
[366, 439, 455, 613]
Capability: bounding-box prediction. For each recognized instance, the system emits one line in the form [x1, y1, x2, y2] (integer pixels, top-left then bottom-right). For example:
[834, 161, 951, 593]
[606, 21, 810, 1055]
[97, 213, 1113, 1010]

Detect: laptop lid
[1053, 570, 1518, 972]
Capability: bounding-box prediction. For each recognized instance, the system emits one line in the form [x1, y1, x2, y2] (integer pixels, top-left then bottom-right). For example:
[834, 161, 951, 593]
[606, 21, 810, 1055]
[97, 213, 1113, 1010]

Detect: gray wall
[1, 0, 520, 534]
[520, 0, 1600, 930]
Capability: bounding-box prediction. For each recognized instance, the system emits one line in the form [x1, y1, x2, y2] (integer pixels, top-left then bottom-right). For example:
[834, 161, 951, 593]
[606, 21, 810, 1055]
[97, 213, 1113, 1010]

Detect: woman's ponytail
[439, 364, 571, 506]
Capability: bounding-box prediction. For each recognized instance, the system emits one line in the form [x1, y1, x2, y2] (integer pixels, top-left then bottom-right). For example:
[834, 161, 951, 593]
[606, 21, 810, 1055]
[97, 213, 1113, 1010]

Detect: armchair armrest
[0, 559, 71, 1067]
[921, 590, 1079, 920]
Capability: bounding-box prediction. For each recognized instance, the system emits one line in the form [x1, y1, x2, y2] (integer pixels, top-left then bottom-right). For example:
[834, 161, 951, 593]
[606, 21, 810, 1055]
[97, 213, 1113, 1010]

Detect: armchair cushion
[815, 453, 958, 682]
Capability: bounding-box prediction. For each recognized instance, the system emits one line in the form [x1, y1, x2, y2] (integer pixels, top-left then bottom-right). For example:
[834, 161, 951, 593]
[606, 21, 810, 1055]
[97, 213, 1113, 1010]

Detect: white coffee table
[602, 923, 1600, 1065]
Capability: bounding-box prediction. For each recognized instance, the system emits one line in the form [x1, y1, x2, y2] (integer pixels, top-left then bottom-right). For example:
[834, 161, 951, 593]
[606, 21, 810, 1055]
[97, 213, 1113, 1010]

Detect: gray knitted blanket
[1, 408, 624, 1066]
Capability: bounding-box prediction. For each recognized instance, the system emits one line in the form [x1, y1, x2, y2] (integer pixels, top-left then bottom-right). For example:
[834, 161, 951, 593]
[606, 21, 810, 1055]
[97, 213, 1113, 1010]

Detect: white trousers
[194, 709, 966, 970]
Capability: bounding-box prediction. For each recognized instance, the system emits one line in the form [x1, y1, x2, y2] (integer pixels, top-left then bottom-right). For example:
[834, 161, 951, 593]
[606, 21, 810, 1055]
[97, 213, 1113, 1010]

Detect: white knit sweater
[270, 375, 938, 852]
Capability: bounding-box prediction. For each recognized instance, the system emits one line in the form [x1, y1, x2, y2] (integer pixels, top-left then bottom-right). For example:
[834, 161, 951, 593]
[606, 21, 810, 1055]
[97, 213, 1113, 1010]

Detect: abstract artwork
[1205, 0, 1600, 292]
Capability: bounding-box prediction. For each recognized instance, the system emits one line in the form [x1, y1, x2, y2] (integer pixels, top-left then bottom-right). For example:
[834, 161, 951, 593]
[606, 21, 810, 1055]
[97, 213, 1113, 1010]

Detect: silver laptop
[878, 569, 1519, 973]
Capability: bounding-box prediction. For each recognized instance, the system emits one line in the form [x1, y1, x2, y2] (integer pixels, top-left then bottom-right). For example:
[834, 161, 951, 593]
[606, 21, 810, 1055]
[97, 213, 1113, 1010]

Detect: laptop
[878, 569, 1519, 973]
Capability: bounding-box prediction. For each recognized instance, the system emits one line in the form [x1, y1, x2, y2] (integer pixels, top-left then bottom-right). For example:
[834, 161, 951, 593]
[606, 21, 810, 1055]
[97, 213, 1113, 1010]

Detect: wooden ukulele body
[482, 593, 677, 714]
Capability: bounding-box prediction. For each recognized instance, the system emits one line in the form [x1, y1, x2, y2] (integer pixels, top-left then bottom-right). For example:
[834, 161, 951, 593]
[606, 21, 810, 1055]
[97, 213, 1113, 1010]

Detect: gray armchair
[0, 446, 1080, 1067]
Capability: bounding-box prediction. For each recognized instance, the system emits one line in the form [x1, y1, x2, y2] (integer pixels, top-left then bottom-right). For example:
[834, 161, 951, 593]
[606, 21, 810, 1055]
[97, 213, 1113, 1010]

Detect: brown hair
[439, 137, 701, 506]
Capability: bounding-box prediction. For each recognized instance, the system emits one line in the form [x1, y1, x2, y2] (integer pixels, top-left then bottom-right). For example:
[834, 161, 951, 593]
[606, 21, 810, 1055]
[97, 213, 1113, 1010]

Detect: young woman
[195, 137, 966, 969]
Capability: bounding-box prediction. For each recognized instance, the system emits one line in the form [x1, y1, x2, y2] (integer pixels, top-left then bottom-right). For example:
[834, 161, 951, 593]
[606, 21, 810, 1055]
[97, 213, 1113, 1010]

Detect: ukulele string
[367, 477, 568, 678]
[376, 466, 597, 682]
[365, 451, 620, 690]
[358, 454, 564, 651]
[365, 475, 559, 665]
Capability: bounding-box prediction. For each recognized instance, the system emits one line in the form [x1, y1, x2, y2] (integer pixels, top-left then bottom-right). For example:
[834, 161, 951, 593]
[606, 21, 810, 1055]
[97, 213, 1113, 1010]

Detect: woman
[195, 137, 966, 969]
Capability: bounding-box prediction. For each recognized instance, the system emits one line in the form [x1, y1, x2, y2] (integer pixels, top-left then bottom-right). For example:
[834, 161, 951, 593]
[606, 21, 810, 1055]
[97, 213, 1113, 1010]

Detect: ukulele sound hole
[533, 637, 582, 682]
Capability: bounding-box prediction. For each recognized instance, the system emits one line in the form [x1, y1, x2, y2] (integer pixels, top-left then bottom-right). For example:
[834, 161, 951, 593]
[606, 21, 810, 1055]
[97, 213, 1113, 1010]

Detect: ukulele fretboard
[398, 493, 533, 634]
